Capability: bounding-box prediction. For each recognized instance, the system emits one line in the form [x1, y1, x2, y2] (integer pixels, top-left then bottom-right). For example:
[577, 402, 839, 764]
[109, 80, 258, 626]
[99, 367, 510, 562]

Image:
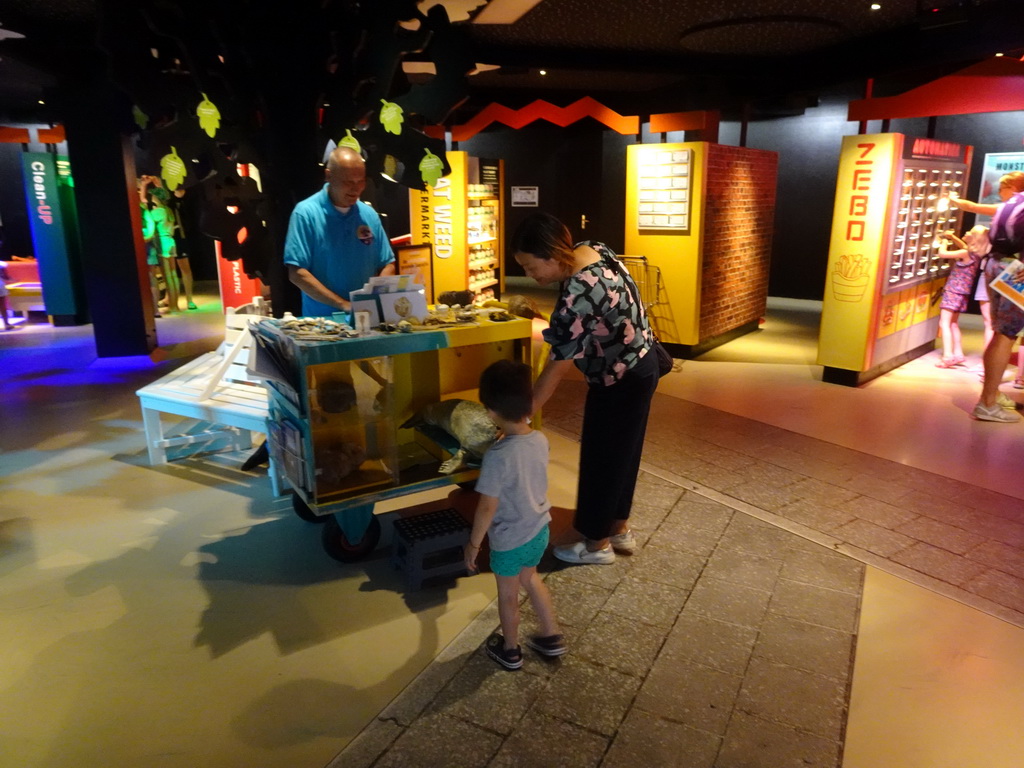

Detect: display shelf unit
[411, 153, 505, 301]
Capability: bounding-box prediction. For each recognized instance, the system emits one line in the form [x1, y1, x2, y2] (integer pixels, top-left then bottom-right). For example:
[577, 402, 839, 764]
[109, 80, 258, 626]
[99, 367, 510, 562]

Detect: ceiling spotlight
[995, 52, 1005, 57]
[870, 3, 881, 9]
[539, 69, 547, 76]
[37, 99, 44, 105]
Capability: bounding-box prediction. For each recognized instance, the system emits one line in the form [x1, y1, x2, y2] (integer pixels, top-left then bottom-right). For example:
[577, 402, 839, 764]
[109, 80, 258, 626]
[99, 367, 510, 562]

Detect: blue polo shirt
[283, 185, 394, 317]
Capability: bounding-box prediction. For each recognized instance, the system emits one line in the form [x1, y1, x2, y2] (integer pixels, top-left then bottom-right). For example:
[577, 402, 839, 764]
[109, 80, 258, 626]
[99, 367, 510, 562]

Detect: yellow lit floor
[1, 288, 1022, 767]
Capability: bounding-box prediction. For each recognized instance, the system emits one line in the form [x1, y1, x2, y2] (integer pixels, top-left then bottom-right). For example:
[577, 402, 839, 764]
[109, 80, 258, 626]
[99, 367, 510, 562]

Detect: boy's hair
[479, 359, 533, 422]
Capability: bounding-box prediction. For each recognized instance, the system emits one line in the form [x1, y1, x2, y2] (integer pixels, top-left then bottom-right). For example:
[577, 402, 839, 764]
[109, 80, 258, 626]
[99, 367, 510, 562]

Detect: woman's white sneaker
[609, 529, 636, 554]
[553, 541, 616, 565]
[973, 400, 1021, 422]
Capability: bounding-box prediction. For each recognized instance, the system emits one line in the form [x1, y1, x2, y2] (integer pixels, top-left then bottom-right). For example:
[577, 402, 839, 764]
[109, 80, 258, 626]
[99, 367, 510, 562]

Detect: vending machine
[818, 133, 971, 385]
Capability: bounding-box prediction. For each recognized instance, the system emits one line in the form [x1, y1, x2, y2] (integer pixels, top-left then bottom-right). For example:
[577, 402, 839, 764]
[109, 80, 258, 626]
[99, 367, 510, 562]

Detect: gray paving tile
[660, 612, 758, 676]
[703, 547, 784, 591]
[547, 556, 634, 591]
[839, 472, 914, 505]
[539, 572, 614, 629]
[671, 495, 736, 534]
[726, 480, 808, 512]
[717, 516, 797, 559]
[635, 656, 744, 735]
[678, 459, 747, 490]
[767, 578, 861, 633]
[896, 516, 988, 555]
[685, 577, 772, 628]
[601, 709, 720, 768]
[763, 448, 857, 485]
[899, 488, 975, 521]
[488, 712, 609, 768]
[950, 485, 1024, 520]
[647, 519, 722, 559]
[693, 442, 756, 471]
[965, 568, 1024, 614]
[635, 545, 705, 591]
[892, 542, 990, 587]
[427, 652, 549, 735]
[779, 546, 864, 594]
[775, 498, 855, 533]
[325, 717, 402, 768]
[374, 712, 503, 768]
[735, 657, 847, 740]
[603, 574, 690, 627]
[965, 539, 1024, 573]
[838, 494, 918, 528]
[575, 611, 667, 677]
[958, 510, 1024, 548]
[753, 613, 855, 680]
[531, 656, 641, 736]
[716, 711, 841, 768]
[786, 477, 860, 506]
[832, 518, 915, 557]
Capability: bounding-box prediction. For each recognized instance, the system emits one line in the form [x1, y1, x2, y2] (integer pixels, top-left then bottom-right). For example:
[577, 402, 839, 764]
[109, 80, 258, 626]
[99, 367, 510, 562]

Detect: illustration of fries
[832, 254, 870, 302]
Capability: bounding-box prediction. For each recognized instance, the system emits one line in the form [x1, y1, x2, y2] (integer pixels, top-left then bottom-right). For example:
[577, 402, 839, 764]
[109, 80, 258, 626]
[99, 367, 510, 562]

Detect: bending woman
[512, 212, 659, 565]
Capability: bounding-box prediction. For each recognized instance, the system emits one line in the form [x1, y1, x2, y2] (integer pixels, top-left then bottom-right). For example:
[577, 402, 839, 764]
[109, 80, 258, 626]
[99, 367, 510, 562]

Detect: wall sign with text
[510, 186, 538, 207]
[636, 147, 692, 233]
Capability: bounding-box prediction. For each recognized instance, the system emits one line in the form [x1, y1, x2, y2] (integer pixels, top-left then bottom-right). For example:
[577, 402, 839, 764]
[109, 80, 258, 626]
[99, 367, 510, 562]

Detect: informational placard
[976, 152, 1024, 225]
[396, 243, 434, 303]
[636, 147, 691, 233]
[510, 186, 538, 207]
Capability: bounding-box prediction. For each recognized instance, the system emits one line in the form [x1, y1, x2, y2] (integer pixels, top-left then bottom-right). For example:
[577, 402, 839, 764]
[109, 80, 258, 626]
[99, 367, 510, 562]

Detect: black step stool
[391, 508, 472, 590]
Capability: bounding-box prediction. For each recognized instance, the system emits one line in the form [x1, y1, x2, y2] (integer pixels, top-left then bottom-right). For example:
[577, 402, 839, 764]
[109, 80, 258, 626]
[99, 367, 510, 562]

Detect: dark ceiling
[0, 0, 1022, 125]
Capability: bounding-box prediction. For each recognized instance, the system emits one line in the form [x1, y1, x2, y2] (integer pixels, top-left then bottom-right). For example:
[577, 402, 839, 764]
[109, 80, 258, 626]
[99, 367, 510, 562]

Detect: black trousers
[574, 351, 659, 541]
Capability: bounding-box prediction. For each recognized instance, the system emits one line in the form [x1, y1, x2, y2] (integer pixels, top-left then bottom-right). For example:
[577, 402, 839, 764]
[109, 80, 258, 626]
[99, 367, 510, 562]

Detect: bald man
[284, 147, 396, 317]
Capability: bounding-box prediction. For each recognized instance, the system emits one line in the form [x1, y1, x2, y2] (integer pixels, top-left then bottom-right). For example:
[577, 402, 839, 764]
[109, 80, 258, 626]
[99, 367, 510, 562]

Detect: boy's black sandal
[486, 633, 523, 670]
[525, 634, 567, 657]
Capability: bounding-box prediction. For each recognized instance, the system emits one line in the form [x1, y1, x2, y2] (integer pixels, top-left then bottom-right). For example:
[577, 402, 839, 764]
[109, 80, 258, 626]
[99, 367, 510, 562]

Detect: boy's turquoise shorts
[490, 525, 549, 578]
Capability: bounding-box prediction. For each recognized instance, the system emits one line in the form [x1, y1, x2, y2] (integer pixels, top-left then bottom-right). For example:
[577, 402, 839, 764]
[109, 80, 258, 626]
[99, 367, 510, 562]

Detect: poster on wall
[636, 147, 692, 233]
[975, 152, 1024, 225]
[396, 243, 434, 303]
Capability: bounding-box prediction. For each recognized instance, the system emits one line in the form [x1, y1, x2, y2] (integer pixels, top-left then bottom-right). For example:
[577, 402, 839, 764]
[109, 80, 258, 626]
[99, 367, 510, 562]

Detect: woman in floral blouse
[512, 212, 659, 565]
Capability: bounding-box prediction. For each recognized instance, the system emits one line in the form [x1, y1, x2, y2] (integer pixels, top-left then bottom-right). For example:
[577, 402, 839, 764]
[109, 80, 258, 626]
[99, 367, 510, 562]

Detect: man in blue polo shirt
[284, 146, 396, 317]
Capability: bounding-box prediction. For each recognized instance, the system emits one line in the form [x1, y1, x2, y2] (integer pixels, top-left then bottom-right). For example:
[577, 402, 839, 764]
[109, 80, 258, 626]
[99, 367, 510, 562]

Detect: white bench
[136, 305, 282, 495]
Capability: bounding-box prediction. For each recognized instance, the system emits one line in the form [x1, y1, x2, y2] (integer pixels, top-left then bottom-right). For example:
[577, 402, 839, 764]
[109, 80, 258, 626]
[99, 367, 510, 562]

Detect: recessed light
[37, 99, 44, 105]
[870, 3, 881, 10]
[539, 69, 547, 76]
[995, 52, 1004, 57]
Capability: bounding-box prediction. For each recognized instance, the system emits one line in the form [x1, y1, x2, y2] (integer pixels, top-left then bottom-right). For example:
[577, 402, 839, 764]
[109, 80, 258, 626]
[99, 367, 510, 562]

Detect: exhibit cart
[251, 313, 533, 561]
[818, 133, 970, 385]
[624, 141, 778, 357]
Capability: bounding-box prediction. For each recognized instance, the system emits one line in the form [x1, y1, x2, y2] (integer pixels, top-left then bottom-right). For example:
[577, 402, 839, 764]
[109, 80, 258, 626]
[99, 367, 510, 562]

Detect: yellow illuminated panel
[625, 142, 705, 345]
[912, 282, 931, 326]
[410, 151, 468, 297]
[928, 277, 945, 319]
[817, 133, 900, 370]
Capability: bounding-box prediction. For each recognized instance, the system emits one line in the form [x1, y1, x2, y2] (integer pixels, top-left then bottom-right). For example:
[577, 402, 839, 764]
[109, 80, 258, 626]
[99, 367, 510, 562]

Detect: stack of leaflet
[349, 274, 428, 326]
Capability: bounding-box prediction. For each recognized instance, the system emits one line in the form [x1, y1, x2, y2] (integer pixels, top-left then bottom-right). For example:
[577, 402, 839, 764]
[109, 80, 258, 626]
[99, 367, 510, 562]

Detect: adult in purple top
[952, 171, 1024, 422]
[512, 212, 659, 565]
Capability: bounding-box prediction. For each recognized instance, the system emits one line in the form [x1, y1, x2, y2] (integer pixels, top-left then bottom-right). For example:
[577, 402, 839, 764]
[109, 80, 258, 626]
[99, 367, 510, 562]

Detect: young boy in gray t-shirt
[464, 359, 565, 669]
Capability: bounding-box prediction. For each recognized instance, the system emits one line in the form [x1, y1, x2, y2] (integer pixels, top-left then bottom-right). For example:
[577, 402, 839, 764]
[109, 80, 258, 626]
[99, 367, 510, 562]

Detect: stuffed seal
[401, 399, 498, 474]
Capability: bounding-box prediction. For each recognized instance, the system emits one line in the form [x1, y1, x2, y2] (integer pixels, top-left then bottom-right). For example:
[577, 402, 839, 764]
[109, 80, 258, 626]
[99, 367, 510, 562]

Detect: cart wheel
[292, 493, 327, 524]
[456, 480, 477, 491]
[322, 515, 381, 562]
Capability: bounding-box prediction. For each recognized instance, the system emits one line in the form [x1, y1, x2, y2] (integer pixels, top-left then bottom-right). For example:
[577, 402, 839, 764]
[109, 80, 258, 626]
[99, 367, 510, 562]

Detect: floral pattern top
[943, 256, 978, 296]
[542, 241, 654, 386]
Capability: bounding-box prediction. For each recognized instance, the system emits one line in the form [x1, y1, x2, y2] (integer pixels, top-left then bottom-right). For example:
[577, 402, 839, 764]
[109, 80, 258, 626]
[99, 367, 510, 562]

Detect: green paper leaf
[419, 148, 444, 188]
[339, 129, 361, 153]
[196, 93, 221, 138]
[132, 105, 149, 130]
[160, 146, 187, 191]
[380, 99, 404, 135]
